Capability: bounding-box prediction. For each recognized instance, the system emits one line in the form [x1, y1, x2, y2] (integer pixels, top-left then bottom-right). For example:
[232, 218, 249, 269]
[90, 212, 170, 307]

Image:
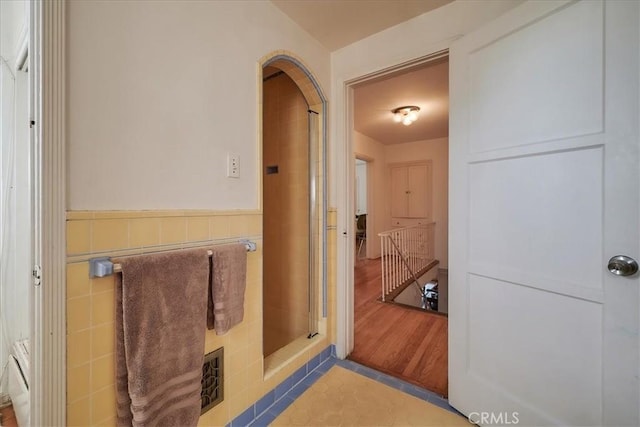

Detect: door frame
[332, 0, 519, 362]
[335, 49, 449, 358]
[30, 0, 66, 425]
[353, 154, 372, 259]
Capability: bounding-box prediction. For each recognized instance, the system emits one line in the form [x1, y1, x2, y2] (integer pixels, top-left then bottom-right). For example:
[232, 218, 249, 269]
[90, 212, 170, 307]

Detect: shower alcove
[260, 53, 327, 376]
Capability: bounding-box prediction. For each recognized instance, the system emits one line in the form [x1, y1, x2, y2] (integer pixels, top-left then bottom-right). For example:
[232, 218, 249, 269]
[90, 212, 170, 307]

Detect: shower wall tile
[328, 208, 337, 227]
[227, 368, 249, 404]
[67, 397, 90, 426]
[67, 329, 91, 368]
[160, 217, 187, 244]
[92, 219, 129, 252]
[91, 290, 115, 326]
[327, 208, 337, 341]
[187, 216, 209, 242]
[263, 73, 310, 357]
[91, 323, 114, 359]
[129, 218, 160, 247]
[204, 324, 226, 354]
[91, 355, 114, 391]
[228, 341, 250, 374]
[95, 417, 116, 427]
[245, 291, 262, 323]
[66, 220, 91, 254]
[248, 214, 262, 235]
[210, 401, 230, 427]
[67, 363, 91, 404]
[228, 215, 249, 237]
[210, 215, 230, 239]
[65, 208, 334, 426]
[90, 385, 116, 424]
[66, 262, 90, 299]
[91, 274, 114, 294]
[67, 296, 91, 333]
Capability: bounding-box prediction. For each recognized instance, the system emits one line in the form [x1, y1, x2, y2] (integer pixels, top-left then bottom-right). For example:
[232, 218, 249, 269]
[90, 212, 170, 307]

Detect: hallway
[349, 258, 448, 396]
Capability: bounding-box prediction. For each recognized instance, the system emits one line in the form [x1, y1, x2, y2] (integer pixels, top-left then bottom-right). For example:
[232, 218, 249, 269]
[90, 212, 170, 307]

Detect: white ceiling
[270, 0, 453, 51]
[354, 57, 449, 145]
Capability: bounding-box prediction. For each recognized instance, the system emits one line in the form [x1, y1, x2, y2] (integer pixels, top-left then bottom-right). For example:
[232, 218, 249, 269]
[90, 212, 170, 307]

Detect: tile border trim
[334, 359, 462, 417]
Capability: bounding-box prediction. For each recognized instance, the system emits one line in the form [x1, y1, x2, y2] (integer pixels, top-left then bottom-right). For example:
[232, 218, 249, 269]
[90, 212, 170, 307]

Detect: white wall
[385, 138, 449, 268]
[0, 0, 27, 67]
[355, 160, 366, 215]
[354, 131, 385, 258]
[0, 0, 30, 393]
[67, 0, 330, 210]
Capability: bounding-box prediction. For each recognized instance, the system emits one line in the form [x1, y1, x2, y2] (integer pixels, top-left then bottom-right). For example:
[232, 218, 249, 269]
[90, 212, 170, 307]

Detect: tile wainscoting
[65, 209, 337, 426]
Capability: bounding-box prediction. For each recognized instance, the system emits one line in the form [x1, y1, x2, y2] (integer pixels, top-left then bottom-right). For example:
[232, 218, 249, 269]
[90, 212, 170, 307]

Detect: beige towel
[115, 249, 209, 427]
[207, 243, 247, 335]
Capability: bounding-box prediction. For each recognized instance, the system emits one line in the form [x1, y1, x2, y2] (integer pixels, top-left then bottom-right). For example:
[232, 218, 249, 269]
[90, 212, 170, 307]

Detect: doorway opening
[260, 54, 327, 373]
[348, 53, 450, 396]
[354, 158, 368, 260]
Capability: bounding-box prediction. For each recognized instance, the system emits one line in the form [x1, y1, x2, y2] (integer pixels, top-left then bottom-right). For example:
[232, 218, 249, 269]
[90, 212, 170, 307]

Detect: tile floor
[241, 357, 468, 426]
[272, 366, 468, 426]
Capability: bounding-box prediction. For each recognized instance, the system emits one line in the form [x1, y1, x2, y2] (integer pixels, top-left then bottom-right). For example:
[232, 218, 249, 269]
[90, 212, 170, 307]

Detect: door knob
[607, 255, 639, 277]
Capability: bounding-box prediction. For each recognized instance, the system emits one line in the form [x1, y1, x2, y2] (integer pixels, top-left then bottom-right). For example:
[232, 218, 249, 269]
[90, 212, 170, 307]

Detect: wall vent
[201, 347, 224, 414]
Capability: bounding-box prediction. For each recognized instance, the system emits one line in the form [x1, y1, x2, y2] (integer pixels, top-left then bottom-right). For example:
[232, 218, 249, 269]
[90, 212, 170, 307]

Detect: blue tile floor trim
[230, 344, 460, 426]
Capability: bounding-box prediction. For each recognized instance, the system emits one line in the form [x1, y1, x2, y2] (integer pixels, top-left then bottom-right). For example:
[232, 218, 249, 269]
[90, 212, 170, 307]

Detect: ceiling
[353, 56, 449, 145]
[270, 0, 453, 51]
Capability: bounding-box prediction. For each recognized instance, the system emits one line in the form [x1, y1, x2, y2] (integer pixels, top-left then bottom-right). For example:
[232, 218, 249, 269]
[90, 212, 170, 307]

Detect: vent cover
[201, 347, 224, 414]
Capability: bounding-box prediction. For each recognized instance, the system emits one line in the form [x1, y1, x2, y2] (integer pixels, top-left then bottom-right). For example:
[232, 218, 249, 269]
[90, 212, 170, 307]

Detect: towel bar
[88, 239, 257, 278]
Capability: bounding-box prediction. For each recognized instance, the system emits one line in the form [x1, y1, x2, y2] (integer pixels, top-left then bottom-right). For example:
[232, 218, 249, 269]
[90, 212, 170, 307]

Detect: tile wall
[263, 72, 311, 356]
[65, 209, 337, 426]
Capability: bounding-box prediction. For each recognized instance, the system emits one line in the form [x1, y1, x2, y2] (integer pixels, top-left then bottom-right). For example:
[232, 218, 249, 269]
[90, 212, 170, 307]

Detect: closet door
[390, 162, 432, 219]
[407, 164, 429, 218]
[390, 166, 407, 218]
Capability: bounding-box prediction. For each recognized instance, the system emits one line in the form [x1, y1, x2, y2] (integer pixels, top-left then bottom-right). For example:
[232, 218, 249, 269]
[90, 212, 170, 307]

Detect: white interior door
[449, 1, 639, 426]
[407, 164, 429, 219]
[390, 166, 407, 218]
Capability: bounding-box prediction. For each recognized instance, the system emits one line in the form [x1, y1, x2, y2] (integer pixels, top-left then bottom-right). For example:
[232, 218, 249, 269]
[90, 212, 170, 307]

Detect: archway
[259, 53, 328, 367]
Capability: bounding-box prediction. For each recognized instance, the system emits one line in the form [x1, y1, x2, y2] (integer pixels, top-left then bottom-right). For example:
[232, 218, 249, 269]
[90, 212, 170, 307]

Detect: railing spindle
[378, 223, 436, 301]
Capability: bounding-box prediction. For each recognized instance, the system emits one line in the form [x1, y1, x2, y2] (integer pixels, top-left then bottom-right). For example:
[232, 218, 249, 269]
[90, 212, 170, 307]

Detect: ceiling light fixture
[392, 106, 420, 126]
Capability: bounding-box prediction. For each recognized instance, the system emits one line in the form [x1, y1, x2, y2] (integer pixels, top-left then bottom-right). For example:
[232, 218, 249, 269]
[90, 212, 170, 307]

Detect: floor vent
[201, 347, 224, 414]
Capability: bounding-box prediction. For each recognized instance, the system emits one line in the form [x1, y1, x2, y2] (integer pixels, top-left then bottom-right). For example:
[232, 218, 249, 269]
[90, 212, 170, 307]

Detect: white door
[449, 1, 639, 426]
[407, 164, 429, 219]
[390, 166, 407, 218]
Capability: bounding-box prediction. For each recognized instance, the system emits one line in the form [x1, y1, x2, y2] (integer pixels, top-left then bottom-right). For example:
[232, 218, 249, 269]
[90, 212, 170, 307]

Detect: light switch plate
[227, 153, 240, 178]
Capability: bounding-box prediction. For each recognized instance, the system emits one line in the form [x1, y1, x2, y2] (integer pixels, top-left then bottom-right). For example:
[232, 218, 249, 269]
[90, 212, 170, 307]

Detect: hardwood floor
[0, 404, 18, 427]
[348, 258, 449, 397]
